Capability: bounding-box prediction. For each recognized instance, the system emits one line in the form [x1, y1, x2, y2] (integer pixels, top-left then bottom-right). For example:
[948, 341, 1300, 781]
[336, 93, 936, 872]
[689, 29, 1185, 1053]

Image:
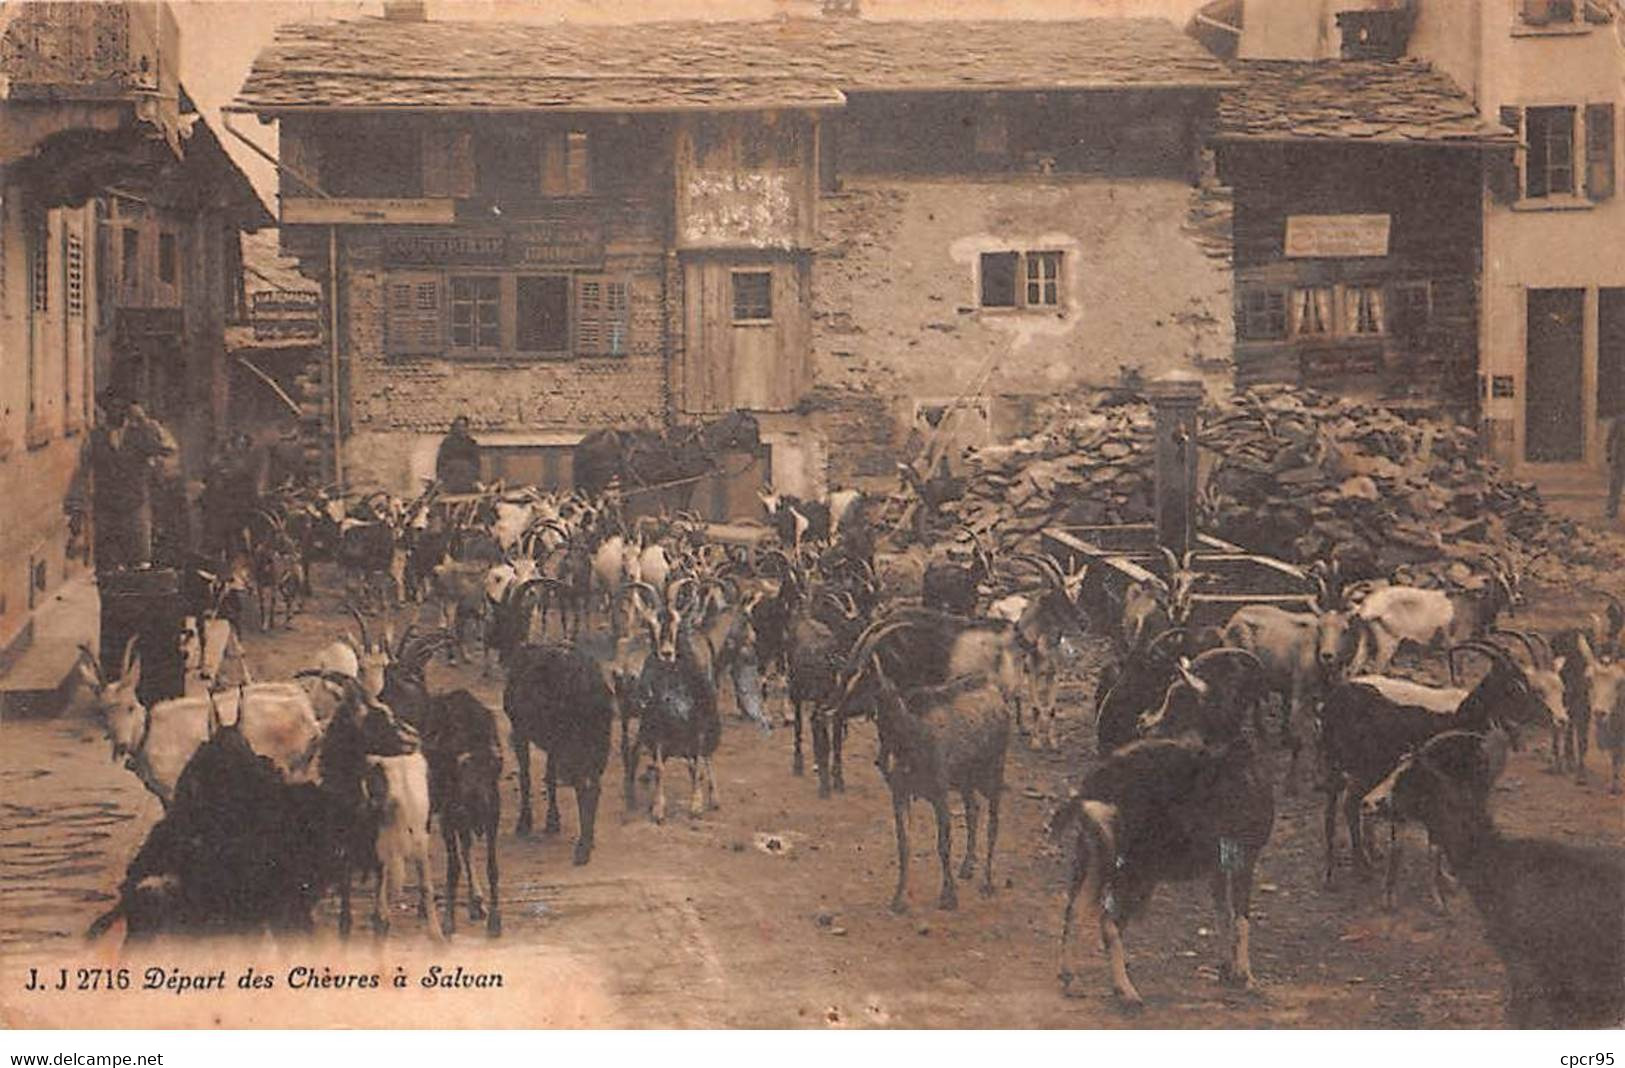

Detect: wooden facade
[1216, 141, 1483, 404]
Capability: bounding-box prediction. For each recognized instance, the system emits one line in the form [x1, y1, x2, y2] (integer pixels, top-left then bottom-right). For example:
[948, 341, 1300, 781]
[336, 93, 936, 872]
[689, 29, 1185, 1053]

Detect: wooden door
[1525, 288, 1584, 463]
[679, 257, 807, 415]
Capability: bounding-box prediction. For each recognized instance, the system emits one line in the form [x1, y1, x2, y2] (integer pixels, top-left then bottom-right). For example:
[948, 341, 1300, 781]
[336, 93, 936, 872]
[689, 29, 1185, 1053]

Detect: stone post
[1146, 370, 1204, 559]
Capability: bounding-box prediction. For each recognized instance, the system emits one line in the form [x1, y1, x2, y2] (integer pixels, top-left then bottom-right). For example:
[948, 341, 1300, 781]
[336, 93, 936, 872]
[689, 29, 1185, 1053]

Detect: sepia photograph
[0, 0, 1622, 1045]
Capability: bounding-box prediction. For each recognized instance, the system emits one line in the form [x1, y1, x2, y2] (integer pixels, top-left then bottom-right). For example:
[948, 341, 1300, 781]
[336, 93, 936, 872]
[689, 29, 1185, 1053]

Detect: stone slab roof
[1218, 59, 1515, 145]
[236, 16, 1236, 113]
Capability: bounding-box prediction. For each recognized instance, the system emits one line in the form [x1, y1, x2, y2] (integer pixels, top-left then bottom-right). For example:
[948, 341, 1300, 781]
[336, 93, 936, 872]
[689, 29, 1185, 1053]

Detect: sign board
[1284, 214, 1391, 258]
[381, 222, 604, 268]
[281, 198, 457, 225]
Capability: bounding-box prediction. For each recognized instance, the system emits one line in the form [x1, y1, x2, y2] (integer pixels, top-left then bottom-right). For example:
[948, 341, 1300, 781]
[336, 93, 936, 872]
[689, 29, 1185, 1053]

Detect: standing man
[1609, 413, 1625, 520]
[436, 414, 481, 493]
[69, 389, 177, 572]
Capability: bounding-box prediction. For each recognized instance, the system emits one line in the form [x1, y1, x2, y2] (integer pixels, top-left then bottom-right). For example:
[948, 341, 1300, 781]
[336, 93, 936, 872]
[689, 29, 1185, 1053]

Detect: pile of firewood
[932, 382, 1624, 596]
[943, 389, 1157, 550]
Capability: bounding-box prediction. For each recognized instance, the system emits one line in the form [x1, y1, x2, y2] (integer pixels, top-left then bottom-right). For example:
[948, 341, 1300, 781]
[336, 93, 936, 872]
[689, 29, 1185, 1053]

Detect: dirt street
[2, 576, 1621, 1029]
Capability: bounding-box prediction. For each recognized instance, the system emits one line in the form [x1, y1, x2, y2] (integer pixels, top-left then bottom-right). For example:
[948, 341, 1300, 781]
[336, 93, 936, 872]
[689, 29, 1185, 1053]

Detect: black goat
[338, 513, 400, 612]
[1053, 648, 1274, 1009]
[921, 527, 994, 616]
[1318, 639, 1562, 889]
[759, 489, 832, 552]
[1094, 627, 1191, 754]
[615, 580, 721, 823]
[1362, 730, 1623, 1027]
[838, 655, 1009, 912]
[422, 689, 504, 937]
[504, 641, 614, 865]
[788, 591, 866, 795]
[86, 681, 377, 940]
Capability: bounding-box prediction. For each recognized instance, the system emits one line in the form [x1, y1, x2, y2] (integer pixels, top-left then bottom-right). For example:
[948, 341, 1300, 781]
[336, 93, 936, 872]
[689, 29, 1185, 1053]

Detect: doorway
[1525, 288, 1585, 463]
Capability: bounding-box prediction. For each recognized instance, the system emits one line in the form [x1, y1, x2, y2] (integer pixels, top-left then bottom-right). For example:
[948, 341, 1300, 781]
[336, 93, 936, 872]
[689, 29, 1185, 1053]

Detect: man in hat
[436, 414, 481, 494]
[70, 389, 177, 572]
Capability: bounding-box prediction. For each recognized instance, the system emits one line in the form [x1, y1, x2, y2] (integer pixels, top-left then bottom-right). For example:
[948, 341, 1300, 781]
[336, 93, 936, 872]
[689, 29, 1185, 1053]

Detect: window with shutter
[576, 275, 629, 357]
[540, 132, 592, 197]
[385, 272, 443, 356]
[1586, 103, 1616, 200]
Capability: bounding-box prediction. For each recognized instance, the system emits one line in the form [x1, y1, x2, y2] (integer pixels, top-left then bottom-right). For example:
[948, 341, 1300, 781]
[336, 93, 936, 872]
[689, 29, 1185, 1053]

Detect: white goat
[1352, 572, 1516, 674]
[69, 641, 322, 808]
[362, 753, 444, 939]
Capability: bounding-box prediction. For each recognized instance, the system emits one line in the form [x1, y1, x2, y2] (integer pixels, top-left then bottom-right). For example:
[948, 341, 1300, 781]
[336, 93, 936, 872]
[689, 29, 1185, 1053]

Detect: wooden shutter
[384, 272, 442, 356]
[1494, 107, 1524, 203]
[575, 276, 629, 357]
[421, 129, 474, 197]
[1587, 103, 1616, 201]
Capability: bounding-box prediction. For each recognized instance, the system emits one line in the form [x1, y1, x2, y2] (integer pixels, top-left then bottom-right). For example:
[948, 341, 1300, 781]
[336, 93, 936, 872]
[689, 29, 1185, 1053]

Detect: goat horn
[1449, 639, 1520, 681]
[666, 576, 697, 611]
[1174, 657, 1209, 697]
[1008, 552, 1067, 590]
[1489, 628, 1546, 671]
[1189, 646, 1265, 676]
[119, 634, 140, 681]
[1144, 625, 1190, 661]
[622, 581, 662, 612]
[345, 603, 372, 652]
[842, 617, 917, 682]
[77, 643, 105, 686]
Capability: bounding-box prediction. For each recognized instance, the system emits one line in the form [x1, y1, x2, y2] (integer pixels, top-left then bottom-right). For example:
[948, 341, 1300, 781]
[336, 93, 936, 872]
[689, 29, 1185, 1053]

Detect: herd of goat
[64, 477, 1624, 1026]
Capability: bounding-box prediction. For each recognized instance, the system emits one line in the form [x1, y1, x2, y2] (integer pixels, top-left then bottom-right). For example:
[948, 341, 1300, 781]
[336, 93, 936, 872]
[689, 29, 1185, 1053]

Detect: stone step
[0, 573, 99, 718]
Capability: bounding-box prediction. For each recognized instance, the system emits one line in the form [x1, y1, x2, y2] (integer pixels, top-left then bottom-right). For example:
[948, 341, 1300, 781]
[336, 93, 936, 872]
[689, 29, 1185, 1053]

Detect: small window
[450, 276, 501, 350]
[980, 250, 1064, 310]
[66, 234, 83, 318]
[540, 131, 592, 197]
[1238, 288, 1288, 341]
[30, 216, 49, 313]
[121, 227, 140, 287]
[1526, 107, 1577, 198]
[1346, 285, 1385, 335]
[1292, 287, 1332, 336]
[732, 271, 773, 322]
[1025, 251, 1062, 307]
[158, 232, 176, 285]
[1521, 0, 1577, 24]
[517, 275, 570, 352]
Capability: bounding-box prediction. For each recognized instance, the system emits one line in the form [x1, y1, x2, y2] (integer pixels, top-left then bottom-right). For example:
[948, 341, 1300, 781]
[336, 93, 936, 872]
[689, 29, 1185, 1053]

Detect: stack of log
[1199, 384, 1623, 594]
[942, 390, 1156, 549]
[936, 382, 1624, 596]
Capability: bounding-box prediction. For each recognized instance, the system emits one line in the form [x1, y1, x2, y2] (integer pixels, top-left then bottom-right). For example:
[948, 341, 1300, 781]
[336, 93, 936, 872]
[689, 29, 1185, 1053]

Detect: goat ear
[124, 654, 142, 693]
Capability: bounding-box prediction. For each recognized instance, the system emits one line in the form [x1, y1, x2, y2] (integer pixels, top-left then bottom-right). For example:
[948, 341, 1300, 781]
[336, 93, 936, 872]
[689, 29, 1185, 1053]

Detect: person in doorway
[68, 389, 177, 573]
[436, 414, 481, 493]
[1608, 413, 1625, 520]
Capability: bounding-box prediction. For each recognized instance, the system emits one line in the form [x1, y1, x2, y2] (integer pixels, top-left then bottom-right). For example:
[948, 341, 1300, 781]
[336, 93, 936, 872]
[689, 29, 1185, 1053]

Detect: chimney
[383, 1, 428, 21]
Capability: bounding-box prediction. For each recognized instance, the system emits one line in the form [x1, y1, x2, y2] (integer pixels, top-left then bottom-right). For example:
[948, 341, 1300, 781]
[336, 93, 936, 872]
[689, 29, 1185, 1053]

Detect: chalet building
[1213, 58, 1513, 415]
[0, 2, 267, 681]
[1196, 0, 1625, 493]
[234, 12, 1237, 503]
